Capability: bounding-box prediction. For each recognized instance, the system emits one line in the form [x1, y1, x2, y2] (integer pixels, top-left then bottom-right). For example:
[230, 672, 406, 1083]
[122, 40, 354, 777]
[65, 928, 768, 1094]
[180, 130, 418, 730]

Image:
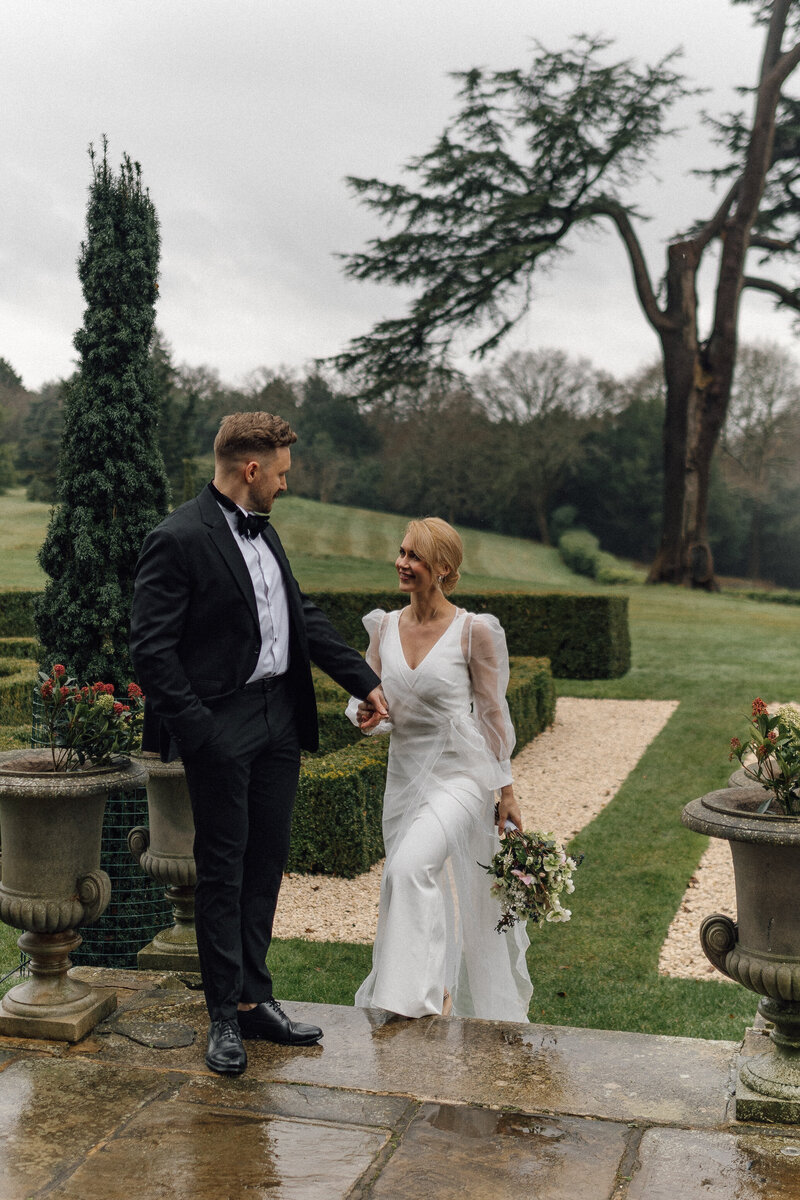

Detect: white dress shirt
[217, 502, 291, 681]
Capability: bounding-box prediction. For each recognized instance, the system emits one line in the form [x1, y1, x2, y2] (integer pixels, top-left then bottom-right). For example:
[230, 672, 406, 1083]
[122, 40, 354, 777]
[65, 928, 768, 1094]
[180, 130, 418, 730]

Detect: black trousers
[182, 676, 301, 1022]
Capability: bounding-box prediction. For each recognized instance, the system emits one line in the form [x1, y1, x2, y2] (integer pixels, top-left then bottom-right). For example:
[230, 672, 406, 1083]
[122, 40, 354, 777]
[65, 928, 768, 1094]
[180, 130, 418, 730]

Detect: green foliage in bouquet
[482, 829, 581, 933]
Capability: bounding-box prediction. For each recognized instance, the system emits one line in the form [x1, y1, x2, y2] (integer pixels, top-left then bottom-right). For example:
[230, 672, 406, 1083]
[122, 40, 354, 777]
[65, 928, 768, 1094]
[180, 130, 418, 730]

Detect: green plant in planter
[729, 697, 800, 815]
[37, 663, 145, 772]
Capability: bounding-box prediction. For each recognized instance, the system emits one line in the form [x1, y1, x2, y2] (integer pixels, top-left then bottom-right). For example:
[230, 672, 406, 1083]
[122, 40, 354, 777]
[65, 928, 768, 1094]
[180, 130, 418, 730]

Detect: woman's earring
[437, 575, 445, 584]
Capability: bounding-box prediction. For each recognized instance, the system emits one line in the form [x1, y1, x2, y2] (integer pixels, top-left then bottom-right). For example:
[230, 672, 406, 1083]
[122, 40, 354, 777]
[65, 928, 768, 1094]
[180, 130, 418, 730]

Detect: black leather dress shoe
[206, 1018, 247, 1075]
[238, 998, 323, 1045]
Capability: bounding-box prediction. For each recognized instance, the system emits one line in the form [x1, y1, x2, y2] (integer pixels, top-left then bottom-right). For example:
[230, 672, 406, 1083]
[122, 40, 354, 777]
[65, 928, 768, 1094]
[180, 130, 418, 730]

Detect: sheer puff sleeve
[463, 613, 515, 786]
[345, 609, 393, 735]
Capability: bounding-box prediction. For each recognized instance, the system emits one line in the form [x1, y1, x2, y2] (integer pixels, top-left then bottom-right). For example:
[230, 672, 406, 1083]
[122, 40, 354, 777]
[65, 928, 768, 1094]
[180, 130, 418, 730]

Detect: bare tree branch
[742, 274, 800, 309]
[587, 199, 675, 333]
[748, 232, 799, 251]
[692, 179, 740, 252]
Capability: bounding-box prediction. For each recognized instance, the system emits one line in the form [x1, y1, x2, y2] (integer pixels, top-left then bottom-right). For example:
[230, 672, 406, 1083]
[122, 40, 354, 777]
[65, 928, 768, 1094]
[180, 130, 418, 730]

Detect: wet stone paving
[0, 970, 799, 1198]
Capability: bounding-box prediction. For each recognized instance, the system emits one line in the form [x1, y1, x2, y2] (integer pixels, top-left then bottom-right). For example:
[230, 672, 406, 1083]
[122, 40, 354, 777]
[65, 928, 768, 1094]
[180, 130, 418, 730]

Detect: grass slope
[0, 488, 598, 594]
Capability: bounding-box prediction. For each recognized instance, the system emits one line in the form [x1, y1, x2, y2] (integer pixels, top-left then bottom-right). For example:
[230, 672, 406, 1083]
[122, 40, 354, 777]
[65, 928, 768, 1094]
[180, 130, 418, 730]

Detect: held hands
[496, 785, 523, 835]
[358, 686, 390, 732]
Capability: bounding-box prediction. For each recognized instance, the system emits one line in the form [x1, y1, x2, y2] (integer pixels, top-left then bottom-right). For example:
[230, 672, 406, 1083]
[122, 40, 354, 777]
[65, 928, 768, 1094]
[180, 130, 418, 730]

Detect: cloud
[1, 0, 788, 389]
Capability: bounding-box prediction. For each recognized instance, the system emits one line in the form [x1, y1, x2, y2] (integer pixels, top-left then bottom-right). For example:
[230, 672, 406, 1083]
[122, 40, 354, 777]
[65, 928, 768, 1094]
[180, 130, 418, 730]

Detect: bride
[349, 517, 532, 1021]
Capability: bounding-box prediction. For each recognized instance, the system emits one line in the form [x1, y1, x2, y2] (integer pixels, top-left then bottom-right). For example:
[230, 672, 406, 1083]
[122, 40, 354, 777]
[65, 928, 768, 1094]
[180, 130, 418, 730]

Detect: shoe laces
[217, 1018, 241, 1042]
[265, 997, 287, 1017]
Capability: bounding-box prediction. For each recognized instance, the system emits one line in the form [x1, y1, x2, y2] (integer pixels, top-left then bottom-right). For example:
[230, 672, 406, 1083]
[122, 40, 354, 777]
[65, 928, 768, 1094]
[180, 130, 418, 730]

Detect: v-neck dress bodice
[349, 608, 532, 1022]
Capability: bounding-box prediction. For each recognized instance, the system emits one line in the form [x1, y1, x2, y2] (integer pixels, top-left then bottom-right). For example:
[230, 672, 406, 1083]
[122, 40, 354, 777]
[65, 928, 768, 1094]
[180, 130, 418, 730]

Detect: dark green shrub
[559, 529, 601, 577]
[34, 147, 169, 690]
[595, 552, 640, 586]
[558, 531, 640, 588]
[735, 589, 800, 606]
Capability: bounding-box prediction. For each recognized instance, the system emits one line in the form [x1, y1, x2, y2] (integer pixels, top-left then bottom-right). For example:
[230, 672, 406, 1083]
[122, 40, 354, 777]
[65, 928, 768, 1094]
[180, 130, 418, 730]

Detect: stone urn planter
[682, 783, 800, 1113]
[0, 748, 147, 1041]
[127, 753, 199, 973]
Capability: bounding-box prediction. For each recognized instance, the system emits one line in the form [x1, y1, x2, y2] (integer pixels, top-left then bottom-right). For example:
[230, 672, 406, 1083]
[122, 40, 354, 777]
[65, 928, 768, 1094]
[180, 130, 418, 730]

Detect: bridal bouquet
[481, 829, 581, 934]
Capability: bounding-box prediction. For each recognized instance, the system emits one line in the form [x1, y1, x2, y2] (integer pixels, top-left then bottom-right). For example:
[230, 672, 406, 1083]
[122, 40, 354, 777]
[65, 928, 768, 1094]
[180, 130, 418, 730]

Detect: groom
[130, 411, 386, 1076]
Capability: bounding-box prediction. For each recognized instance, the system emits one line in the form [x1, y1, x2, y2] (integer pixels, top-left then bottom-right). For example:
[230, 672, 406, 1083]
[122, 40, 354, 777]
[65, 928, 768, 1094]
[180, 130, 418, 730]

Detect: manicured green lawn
[0, 488, 48, 589]
[1, 489, 793, 1039]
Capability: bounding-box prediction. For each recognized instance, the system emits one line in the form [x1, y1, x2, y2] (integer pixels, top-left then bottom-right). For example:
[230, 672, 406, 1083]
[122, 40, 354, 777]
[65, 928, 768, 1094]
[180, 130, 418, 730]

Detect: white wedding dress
[348, 607, 532, 1021]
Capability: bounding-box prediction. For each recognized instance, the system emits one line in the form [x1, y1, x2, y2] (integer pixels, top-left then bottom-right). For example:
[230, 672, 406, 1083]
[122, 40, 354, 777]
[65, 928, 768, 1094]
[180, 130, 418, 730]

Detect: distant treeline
[3, 335, 800, 588]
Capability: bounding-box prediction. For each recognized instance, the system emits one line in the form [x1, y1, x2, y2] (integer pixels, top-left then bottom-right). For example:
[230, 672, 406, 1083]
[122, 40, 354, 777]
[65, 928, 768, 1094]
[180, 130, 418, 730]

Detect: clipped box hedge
[0, 638, 38, 660]
[0, 591, 37, 637]
[0, 659, 38, 726]
[289, 740, 388, 876]
[308, 591, 630, 679]
[0, 587, 630, 677]
[290, 654, 555, 876]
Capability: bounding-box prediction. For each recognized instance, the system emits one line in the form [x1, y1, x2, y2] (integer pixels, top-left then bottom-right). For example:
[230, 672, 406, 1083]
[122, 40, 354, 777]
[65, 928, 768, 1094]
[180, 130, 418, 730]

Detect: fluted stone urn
[128, 753, 199, 973]
[0, 748, 147, 1041]
[682, 784, 800, 1113]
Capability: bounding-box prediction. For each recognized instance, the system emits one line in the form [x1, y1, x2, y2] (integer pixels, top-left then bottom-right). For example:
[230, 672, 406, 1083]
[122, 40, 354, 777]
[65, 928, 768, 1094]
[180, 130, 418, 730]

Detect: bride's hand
[358, 686, 389, 732]
[496, 785, 522, 834]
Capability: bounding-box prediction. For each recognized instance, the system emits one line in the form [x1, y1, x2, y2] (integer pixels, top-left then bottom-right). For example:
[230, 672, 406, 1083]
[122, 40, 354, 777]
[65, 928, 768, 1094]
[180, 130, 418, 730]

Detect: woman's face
[395, 538, 438, 593]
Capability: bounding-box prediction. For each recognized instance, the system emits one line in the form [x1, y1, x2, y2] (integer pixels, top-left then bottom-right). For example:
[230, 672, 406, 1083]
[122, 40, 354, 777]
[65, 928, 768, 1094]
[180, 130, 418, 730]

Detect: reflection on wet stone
[370, 1102, 627, 1200]
[52, 1101, 387, 1200]
[0, 1057, 172, 1199]
[629, 1128, 800, 1199]
[178, 1075, 411, 1130]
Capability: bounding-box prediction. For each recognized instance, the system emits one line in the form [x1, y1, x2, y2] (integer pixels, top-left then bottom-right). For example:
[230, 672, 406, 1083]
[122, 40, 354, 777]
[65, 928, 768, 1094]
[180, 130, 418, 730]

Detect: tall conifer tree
[35, 142, 169, 689]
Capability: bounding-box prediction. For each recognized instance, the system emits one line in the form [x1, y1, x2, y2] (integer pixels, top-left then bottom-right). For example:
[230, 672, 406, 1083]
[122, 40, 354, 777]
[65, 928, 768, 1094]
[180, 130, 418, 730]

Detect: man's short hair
[214, 412, 297, 462]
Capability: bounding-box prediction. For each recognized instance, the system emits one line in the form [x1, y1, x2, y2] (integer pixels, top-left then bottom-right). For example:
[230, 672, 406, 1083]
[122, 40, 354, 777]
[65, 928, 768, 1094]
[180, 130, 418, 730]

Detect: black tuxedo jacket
[130, 485, 380, 761]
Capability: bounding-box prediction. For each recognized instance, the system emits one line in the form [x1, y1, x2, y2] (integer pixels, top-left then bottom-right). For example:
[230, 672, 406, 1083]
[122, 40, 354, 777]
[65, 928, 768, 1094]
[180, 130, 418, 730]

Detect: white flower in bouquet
[480, 829, 582, 934]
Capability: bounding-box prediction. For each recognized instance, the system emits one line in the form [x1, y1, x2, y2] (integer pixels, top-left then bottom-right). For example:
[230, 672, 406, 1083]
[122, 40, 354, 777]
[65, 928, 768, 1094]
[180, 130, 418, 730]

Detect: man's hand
[358, 686, 389, 732]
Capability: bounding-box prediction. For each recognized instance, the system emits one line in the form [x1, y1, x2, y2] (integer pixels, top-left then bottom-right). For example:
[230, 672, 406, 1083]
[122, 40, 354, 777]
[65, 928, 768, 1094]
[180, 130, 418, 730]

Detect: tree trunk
[646, 241, 721, 587]
[747, 501, 763, 581]
[532, 494, 551, 546]
[646, 1, 795, 590]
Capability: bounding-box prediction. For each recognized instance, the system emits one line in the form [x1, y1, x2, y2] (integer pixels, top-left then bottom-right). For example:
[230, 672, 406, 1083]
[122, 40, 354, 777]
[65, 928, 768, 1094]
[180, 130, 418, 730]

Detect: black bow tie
[237, 511, 270, 540]
[208, 484, 270, 540]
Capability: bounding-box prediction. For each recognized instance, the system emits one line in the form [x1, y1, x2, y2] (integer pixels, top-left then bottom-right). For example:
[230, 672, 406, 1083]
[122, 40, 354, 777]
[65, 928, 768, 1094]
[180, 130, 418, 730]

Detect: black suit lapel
[198, 486, 260, 630]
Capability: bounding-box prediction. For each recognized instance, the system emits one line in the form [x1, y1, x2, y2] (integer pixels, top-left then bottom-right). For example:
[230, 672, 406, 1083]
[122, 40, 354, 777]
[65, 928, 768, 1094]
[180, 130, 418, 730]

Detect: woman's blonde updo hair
[404, 517, 463, 595]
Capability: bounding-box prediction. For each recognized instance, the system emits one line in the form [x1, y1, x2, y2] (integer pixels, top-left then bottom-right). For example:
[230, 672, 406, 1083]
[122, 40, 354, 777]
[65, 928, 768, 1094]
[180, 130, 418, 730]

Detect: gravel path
[274, 697, 679, 944]
[658, 701, 796, 983]
[658, 839, 736, 983]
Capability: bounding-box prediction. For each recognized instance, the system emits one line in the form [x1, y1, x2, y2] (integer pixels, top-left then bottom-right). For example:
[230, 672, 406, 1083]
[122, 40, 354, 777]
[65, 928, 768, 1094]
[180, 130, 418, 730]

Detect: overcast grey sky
[3, 0, 795, 391]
